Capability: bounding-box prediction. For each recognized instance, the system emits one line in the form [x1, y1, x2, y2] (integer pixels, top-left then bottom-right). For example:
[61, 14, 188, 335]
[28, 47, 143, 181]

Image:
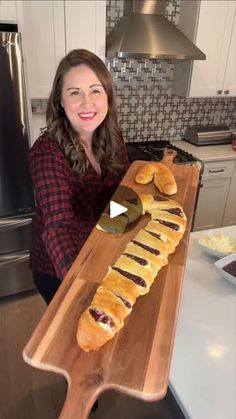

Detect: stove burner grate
[126, 140, 202, 166]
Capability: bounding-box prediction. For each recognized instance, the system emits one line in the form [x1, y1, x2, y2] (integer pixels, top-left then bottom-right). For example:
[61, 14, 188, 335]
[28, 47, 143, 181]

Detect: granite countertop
[169, 225, 236, 419]
[175, 140, 236, 163]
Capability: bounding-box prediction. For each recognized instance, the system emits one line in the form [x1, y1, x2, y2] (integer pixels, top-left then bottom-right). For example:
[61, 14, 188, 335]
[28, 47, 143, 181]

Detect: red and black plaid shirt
[29, 133, 130, 280]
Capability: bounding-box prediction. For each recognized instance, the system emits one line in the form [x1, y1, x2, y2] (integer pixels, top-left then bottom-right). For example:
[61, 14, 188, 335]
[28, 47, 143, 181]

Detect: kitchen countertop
[174, 140, 236, 162]
[169, 225, 236, 419]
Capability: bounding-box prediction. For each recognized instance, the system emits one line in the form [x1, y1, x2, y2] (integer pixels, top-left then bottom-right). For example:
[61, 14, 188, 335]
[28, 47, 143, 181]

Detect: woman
[29, 49, 130, 305]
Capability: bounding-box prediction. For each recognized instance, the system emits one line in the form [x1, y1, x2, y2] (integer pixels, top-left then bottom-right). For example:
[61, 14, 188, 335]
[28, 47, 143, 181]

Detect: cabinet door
[193, 178, 231, 231]
[189, 0, 231, 97]
[222, 6, 236, 96]
[16, 0, 65, 98]
[173, 0, 236, 98]
[64, 0, 106, 60]
[0, 0, 16, 21]
[223, 164, 236, 226]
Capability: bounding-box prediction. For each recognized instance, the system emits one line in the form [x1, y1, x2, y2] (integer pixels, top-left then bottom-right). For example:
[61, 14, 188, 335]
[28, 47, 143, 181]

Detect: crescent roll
[135, 163, 157, 184]
[135, 162, 177, 195]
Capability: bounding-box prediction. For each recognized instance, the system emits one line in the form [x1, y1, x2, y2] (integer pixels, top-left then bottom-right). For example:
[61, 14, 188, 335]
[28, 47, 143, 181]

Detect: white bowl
[198, 231, 236, 259]
[198, 241, 227, 258]
[214, 253, 236, 286]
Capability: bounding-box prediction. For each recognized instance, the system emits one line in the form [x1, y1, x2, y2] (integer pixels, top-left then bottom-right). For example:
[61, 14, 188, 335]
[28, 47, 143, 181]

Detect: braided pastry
[77, 194, 186, 351]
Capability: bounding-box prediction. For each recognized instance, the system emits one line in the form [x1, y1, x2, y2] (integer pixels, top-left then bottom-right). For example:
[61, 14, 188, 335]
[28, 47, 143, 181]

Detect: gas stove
[126, 140, 203, 173]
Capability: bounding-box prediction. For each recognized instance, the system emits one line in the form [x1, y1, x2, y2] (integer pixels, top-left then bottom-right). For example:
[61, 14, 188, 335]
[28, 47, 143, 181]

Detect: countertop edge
[174, 140, 236, 162]
[169, 225, 236, 419]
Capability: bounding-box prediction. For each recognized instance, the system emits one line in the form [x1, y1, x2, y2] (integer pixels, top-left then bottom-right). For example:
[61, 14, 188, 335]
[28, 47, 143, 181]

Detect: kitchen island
[169, 225, 236, 419]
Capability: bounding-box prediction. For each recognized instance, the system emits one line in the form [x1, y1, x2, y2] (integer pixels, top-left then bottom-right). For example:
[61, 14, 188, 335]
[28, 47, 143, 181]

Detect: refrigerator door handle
[0, 217, 32, 231]
[0, 251, 29, 268]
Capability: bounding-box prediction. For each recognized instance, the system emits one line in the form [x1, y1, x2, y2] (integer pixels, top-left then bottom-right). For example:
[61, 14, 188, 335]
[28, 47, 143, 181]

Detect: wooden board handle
[59, 377, 99, 419]
[161, 148, 177, 165]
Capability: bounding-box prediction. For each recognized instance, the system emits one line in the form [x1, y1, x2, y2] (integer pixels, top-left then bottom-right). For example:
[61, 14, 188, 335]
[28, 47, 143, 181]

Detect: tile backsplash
[106, 0, 236, 142]
[31, 0, 236, 143]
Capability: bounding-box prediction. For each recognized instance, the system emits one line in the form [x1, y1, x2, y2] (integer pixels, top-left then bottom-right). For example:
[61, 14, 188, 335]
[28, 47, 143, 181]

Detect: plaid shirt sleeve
[29, 142, 83, 279]
[29, 133, 130, 280]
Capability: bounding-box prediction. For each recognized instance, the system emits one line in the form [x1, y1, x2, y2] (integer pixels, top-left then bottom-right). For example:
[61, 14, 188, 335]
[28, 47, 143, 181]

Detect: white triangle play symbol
[110, 201, 127, 219]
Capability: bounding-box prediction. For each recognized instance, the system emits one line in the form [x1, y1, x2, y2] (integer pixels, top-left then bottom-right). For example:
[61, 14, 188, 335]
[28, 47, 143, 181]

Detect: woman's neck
[78, 135, 101, 177]
[79, 134, 93, 151]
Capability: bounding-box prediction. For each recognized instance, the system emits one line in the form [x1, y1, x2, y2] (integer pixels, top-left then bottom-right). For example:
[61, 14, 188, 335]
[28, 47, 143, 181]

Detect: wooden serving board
[23, 150, 200, 419]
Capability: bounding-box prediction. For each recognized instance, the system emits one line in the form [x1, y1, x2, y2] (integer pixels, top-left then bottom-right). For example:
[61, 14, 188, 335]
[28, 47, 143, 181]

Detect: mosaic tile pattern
[106, 0, 236, 142]
[106, 0, 124, 35]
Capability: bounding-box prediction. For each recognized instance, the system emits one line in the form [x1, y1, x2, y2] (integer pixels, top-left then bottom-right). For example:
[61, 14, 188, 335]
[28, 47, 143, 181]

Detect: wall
[31, 0, 236, 143]
[106, 0, 236, 142]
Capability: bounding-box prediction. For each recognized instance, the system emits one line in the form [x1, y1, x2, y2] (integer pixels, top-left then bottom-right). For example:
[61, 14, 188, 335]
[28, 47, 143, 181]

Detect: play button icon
[96, 185, 143, 234]
[110, 201, 127, 219]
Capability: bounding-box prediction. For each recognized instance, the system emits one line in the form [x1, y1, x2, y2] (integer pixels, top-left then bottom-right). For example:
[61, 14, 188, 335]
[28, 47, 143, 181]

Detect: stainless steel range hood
[106, 0, 206, 60]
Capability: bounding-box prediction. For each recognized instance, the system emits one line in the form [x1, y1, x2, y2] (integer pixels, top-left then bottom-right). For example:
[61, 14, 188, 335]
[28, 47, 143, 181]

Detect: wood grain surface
[23, 150, 200, 419]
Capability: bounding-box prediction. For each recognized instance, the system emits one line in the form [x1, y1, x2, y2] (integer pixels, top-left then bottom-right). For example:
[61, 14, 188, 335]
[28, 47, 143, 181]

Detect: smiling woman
[29, 49, 130, 306]
[60, 64, 108, 146]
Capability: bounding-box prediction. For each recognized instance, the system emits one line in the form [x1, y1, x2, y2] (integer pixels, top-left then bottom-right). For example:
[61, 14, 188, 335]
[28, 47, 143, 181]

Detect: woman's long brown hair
[46, 49, 123, 176]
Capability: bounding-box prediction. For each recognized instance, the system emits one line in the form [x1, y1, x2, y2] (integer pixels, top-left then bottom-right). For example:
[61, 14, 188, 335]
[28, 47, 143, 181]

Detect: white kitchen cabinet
[16, 0, 65, 98]
[14, 0, 106, 98]
[64, 0, 106, 60]
[172, 0, 236, 98]
[193, 178, 231, 231]
[193, 160, 234, 231]
[0, 0, 16, 22]
[223, 162, 236, 226]
[222, 14, 236, 97]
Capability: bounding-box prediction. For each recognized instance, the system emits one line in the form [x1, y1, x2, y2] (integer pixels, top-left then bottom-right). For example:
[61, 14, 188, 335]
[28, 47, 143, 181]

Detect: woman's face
[60, 64, 108, 142]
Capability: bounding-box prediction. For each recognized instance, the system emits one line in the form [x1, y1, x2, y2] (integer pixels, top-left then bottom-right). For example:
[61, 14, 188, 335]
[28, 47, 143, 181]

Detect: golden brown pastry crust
[138, 193, 155, 214]
[113, 254, 156, 294]
[134, 229, 171, 257]
[145, 219, 182, 245]
[76, 309, 116, 351]
[150, 198, 183, 212]
[135, 163, 157, 184]
[77, 193, 186, 351]
[124, 241, 168, 271]
[144, 220, 177, 253]
[151, 209, 186, 234]
[102, 268, 139, 306]
[135, 163, 177, 195]
[92, 286, 127, 323]
[153, 164, 177, 195]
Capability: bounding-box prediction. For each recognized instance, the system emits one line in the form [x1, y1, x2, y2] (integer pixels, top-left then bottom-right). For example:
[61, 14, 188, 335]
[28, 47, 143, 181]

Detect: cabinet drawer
[202, 160, 234, 180]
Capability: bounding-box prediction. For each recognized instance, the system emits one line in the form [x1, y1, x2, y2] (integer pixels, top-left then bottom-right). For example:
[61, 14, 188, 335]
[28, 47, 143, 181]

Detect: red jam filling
[113, 267, 146, 287]
[223, 260, 236, 278]
[132, 239, 160, 255]
[123, 252, 148, 266]
[89, 308, 115, 328]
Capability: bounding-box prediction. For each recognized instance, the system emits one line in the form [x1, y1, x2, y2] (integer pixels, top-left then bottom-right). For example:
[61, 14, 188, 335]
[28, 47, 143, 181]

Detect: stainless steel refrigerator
[0, 26, 36, 297]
